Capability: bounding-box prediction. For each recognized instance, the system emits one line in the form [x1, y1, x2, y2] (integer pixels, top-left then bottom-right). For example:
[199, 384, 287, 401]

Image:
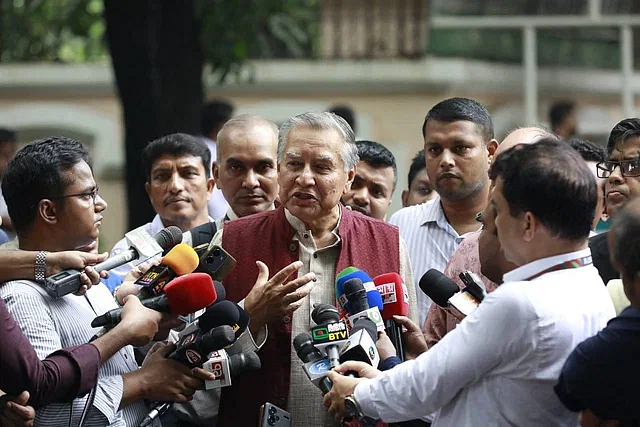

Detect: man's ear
[343, 166, 356, 195]
[144, 182, 151, 197]
[38, 199, 58, 225]
[522, 211, 536, 242]
[213, 164, 221, 190]
[401, 190, 409, 207]
[487, 139, 499, 165]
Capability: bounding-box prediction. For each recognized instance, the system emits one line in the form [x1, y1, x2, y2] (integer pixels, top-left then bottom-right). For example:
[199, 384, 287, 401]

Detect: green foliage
[0, 0, 108, 62]
[197, 0, 319, 83]
[0, 0, 320, 81]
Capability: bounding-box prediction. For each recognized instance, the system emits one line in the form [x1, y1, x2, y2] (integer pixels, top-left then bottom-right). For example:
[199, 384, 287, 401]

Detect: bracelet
[35, 251, 48, 283]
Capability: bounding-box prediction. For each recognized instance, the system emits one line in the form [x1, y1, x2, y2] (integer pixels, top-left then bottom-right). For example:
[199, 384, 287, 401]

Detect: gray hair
[216, 114, 279, 160]
[278, 111, 359, 172]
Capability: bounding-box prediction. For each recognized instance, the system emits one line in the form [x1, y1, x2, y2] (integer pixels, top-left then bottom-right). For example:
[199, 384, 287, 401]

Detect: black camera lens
[213, 248, 221, 257]
[267, 415, 276, 426]
[269, 406, 277, 415]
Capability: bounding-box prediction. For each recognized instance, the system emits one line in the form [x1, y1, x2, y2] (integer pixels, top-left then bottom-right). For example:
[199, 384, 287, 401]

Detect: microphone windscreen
[293, 332, 322, 363]
[335, 267, 383, 313]
[201, 325, 236, 353]
[162, 244, 200, 276]
[344, 278, 369, 314]
[374, 273, 409, 320]
[198, 300, 240, 331]
[163, 272, 217, 314]
[229, 351, 262, 377]
[213, 280, 226, 302]
[154, 226, 183, 251]
[311, 303, 340, 325]
[419, 269, 458, 308]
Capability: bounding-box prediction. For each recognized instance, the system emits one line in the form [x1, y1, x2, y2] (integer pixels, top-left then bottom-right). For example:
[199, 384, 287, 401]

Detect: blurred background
[0, 0, 637, 250]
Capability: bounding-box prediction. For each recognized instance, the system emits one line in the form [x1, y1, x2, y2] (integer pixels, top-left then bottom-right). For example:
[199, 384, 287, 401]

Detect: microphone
[170, 325, 236, 368]
[339, 317, 380, 368]
[344, 278, 384, 332]
[374, 273, 408, 361]
[310, 304, 349, 369]
[419, 269, 481, 321]
[459, 271, 488, 302]
[178, 299, 240, 339]
[91, 272, 217, 328]
[135, 243, 200, 299]
[203, 349, 262, 390]
[293, 332, 333, 394]
[335, 267, 383, 316]
[181, 221, 218, 248]
[44, 226, 183, 298]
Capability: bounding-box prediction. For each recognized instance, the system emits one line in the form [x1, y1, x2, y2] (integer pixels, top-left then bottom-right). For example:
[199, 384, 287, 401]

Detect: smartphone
[193, 243, 236, 282]
[259, 402, 291, 427]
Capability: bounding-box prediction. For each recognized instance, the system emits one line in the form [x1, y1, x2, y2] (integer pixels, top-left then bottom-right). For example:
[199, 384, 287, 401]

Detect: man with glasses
[0, 137, 210, 426]
[590, 118, 640, 284]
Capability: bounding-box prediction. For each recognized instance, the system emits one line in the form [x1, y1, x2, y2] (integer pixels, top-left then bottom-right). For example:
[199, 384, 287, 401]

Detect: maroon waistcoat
[217, 205, 400, 426]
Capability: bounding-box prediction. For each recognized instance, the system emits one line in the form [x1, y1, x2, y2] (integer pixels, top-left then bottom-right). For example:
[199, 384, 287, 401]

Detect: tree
[104, 0, 204, 229]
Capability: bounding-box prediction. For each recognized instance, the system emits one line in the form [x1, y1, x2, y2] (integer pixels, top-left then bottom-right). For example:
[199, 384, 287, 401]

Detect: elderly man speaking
[208, 111, 418, 426]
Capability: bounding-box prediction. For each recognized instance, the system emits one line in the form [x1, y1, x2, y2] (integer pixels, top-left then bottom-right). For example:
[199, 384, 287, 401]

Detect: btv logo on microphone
[311, 321, 348, 344]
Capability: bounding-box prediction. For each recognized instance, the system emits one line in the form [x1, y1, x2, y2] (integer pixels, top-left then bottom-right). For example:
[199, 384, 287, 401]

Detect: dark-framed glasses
[596, 159, 640, 178]
[50, 187, 100, 205]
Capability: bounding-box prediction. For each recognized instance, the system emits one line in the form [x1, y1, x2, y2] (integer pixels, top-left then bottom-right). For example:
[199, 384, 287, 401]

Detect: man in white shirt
[389, 97, 498, 324]
[110, 133, 215, 280]
[212, 114, 279, 230]
[324, 138, 615, 427]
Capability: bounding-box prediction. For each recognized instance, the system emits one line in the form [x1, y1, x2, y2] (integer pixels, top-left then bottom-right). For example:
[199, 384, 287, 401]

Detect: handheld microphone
[419, 269, 480, 321]
[203, 349, 261, 390]
[310, 304, 349, 368]
[335, 267, 383, 316]
[459, 271, 487, 302]
[91, 272, 217, 328]
[170, 325, 236, 368]
[44, 226, 183, 298]
[178, 299, 240, 339]
[374, 273, 408, 361]
[293, 332, 333, 394]
[135, 244, 200, 299]
[344, 278, 385, 332]
[142, 331, 259, 427]
[181, 221, 218, 248]
[339, 317, 380, 368]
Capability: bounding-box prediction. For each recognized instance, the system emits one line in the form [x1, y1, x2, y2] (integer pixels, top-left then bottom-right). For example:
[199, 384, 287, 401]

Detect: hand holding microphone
[91, 272, 218, 329]
[374, 272, 409, 361]
[419, 269, 481, 321]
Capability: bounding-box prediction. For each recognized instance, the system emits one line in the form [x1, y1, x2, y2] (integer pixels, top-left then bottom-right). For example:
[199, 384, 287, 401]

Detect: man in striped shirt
[389, 97, 498, 325]
[0, 137, 211, 427]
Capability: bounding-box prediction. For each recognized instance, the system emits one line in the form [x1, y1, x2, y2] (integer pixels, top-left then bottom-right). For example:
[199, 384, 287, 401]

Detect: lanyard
[526, 255, 593, 281]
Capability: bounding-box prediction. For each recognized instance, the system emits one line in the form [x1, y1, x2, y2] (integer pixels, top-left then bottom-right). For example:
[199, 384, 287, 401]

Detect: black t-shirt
[555, 306, 640, 423]
[589, 232, 619, 284]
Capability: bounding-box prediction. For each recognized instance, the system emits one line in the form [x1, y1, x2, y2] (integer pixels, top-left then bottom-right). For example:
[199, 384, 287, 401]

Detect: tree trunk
[104, 0, 203, 230]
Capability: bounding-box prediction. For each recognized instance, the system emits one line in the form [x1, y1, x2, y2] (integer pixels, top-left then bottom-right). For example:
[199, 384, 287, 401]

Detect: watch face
[344, 396, 358, 418]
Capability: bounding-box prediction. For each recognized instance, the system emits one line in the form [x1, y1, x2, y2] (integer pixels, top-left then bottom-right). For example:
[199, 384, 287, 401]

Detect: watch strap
[35, 251, 48, 283]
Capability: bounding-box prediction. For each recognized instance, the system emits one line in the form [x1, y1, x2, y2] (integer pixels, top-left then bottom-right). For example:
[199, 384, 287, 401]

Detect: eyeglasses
[51, 187, 100, 205]
[596, 159, 640, 178]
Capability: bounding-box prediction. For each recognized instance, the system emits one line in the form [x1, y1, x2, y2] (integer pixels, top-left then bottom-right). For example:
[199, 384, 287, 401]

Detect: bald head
[495, 127, 556, 159]
[214, 114, 279, 218]
[217, 114, 278, 160]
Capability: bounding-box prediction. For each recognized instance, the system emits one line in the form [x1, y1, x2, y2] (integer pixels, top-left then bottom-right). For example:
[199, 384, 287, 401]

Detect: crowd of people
[0, 96, 637, 427]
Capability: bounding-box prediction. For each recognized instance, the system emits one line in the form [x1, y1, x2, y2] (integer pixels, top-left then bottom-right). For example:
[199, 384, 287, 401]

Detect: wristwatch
[344, 394, 365, 421]
[35, 251, 48, 283]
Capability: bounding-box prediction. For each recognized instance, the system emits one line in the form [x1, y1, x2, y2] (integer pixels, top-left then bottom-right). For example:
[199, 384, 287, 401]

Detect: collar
[284, 207, 342, 239]
[503, 248, 593, 283]
[225, 207, 239, 222]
